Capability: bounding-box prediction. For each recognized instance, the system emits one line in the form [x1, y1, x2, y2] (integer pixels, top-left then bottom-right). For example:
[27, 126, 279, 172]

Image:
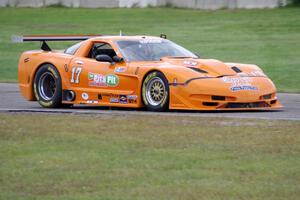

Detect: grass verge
[0, 113, 299, 200]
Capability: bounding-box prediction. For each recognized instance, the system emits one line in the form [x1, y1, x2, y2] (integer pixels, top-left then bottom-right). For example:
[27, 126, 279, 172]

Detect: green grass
[0, 7, 299, 91]
[0, 113, 300, 200]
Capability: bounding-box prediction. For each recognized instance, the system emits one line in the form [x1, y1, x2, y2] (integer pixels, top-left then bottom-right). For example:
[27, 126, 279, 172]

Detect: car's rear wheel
[34, 64, 63, 108]
[142, 71, 169, 111]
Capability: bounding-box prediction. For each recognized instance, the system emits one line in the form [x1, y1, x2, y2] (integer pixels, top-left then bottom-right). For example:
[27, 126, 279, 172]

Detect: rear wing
[11, 34, 102, 51]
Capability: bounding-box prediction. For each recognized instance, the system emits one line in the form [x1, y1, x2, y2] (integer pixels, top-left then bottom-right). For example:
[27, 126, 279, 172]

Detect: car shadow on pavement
[68, 105, 283, 114]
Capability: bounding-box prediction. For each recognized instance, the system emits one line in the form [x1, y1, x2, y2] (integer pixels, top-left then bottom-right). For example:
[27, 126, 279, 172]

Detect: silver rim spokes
[146, 77, 166, 106]
[38, 72, 56, 101]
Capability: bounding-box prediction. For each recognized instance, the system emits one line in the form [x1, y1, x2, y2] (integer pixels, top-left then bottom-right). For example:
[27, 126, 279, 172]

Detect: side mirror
[113, 56, 124, 63]
[95, 54, 113, 63]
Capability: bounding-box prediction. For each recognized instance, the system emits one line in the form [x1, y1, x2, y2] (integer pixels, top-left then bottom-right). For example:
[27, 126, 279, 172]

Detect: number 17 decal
[71, 67, 82, 84]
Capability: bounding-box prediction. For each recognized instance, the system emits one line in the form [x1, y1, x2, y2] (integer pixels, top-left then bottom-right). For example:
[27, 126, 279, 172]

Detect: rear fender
[18, 51, 72, 100]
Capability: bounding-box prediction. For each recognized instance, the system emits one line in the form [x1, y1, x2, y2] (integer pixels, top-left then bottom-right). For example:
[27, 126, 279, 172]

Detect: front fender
[152, 66, 207, 84]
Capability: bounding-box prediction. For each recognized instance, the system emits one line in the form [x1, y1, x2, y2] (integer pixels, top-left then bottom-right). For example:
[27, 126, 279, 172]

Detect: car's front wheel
[142, 71, 169, 112]
[33, 64, 62, 108]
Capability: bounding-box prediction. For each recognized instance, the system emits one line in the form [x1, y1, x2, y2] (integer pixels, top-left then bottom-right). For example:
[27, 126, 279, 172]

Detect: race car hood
[161, 57, 233, 76]
[161, 57, 266, 77]
[129, 57, 267, 85]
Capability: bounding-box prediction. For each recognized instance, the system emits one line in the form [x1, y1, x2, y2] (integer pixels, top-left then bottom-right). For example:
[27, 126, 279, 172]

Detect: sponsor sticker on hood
[183, 60, 198, 66]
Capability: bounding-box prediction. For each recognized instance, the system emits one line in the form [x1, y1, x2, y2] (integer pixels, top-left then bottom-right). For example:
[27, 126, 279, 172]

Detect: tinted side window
[88, 42, 116, 59]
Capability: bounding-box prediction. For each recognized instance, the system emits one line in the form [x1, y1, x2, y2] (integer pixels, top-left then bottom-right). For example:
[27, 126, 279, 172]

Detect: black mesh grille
[203, 102, 219, 106]
[225, 102, 270, 108]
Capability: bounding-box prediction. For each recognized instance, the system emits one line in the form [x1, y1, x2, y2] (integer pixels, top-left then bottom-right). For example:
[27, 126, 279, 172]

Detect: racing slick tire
[33, 64, 64, 108]
[142, 71, 169, 112]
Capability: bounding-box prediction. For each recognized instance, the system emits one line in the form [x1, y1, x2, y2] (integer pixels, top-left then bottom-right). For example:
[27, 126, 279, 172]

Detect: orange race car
[15, 34, 282, 111]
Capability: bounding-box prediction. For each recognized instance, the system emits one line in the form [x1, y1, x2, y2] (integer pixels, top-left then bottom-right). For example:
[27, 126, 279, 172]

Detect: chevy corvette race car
[16, 34, 282, 111]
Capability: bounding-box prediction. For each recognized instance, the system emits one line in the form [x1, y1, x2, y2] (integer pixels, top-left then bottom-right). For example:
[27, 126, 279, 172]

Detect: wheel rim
[146, 77, 166, 106]
[38, 72, 56, 101]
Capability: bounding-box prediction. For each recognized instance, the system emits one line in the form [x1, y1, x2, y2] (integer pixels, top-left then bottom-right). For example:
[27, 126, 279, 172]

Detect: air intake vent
[189, 67, 208, 73]
[203, 102, 219, 106]
[212, 96, 226, 101]
[231, 66, 242, 73]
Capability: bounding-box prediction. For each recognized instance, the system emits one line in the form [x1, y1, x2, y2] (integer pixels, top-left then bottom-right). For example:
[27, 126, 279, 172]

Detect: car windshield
[116, 39, 197, 62]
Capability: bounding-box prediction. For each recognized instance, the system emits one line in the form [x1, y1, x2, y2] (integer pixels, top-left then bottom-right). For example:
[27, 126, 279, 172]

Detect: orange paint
[18, 36, 282, 110]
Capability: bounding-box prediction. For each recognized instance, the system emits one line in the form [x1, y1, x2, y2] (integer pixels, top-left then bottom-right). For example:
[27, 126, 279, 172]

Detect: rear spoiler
[11, 34, 102, 51]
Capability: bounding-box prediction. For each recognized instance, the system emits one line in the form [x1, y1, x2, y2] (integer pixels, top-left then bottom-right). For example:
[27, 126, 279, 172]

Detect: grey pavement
[0, 83, 299, 121]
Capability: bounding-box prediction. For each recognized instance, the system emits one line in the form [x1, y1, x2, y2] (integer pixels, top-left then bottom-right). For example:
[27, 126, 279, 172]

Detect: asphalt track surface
[0, 83, 299, 121]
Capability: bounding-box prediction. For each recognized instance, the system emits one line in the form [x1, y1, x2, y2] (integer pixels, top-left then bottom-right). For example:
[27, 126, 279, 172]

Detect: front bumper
[169, 76, 283, 111]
